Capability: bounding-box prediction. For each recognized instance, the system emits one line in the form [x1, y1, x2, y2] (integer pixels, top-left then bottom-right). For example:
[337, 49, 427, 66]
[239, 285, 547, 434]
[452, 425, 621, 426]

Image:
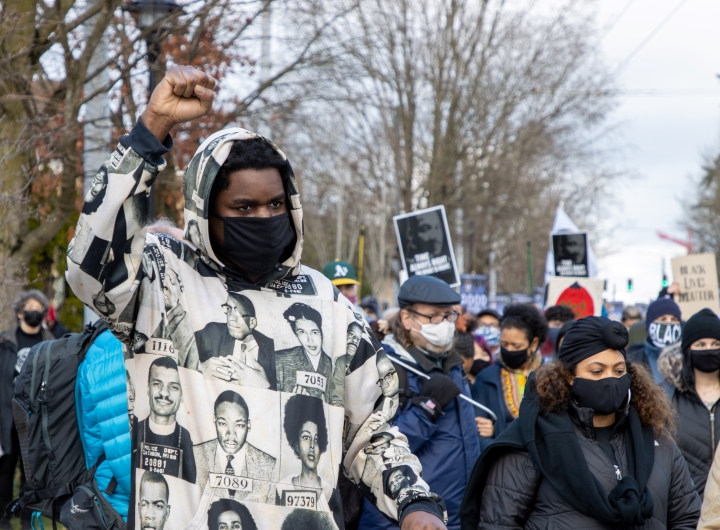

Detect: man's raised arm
[66, 66, 216, 338]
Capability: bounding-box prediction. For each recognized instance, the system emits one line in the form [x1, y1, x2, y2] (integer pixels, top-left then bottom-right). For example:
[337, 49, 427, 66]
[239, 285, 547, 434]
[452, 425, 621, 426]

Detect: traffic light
[627, 279, 633, 292]
[662, 274, 669, 288]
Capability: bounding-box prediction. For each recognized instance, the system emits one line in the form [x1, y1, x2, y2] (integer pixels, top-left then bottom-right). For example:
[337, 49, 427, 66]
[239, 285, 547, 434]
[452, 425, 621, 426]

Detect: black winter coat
[671, 390, 720, 498]
[657, 342, 720, 498]
[473, 404, 700, 530]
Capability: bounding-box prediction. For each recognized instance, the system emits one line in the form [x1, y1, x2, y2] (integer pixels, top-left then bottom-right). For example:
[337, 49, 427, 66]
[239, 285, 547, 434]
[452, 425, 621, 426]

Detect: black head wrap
[558, 316, 629, 367]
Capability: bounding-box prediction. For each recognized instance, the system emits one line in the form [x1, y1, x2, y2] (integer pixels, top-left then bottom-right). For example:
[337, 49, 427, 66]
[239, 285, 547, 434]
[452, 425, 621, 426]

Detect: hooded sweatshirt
[66, 120, 444, 529]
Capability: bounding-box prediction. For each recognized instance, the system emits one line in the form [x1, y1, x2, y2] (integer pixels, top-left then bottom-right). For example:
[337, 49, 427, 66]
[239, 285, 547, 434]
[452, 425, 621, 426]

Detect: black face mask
[22, 310, 44, 328]
[500, 347, 529, 370]
[213, 212, 296, 276]
[691, 349, 720, 373]
[571, 373, 631, 415]
[470, 358, 490, 376]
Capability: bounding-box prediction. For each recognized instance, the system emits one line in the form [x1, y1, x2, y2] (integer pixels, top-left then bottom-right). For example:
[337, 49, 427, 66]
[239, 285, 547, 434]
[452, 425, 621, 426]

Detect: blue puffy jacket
[358, 338, 480, 530]
[76, 330, 132, 521]
[471, 364, 517, 452]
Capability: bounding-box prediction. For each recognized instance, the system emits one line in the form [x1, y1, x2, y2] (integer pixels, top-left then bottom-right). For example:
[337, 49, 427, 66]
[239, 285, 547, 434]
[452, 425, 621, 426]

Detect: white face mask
[412, 318, 456, 348]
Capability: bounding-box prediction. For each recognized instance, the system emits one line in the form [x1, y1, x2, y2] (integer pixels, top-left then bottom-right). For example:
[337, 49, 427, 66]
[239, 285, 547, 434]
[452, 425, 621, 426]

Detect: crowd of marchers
[4, 65, 720, 530]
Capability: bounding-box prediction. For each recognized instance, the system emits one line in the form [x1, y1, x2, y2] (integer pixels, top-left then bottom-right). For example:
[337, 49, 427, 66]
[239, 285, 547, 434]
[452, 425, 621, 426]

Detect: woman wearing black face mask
[471, 304, 548, 450]
[657, 308, 720, 498]
[461, 317, 701, 530]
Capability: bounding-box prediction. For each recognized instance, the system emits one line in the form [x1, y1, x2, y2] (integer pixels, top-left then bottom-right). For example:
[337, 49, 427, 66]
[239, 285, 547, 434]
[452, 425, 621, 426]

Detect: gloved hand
[411, 374, 461, 422]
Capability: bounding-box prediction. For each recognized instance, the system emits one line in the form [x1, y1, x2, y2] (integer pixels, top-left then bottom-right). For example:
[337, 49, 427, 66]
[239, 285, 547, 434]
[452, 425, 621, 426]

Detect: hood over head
[182, 128, 303, 281]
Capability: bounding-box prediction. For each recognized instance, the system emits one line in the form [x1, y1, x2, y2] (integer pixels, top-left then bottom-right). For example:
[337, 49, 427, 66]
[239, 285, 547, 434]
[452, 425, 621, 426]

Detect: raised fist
[140, 65, 218, 140]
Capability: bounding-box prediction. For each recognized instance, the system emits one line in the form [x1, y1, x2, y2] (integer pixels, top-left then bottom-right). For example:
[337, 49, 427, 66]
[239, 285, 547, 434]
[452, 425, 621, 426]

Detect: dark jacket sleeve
[666, 437, 701, 530]
[478, 450, 540, 530]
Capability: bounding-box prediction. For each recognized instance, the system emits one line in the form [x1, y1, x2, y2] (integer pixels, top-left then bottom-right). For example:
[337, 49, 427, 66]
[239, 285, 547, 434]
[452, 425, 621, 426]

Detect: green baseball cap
[323, 260, 360, 286]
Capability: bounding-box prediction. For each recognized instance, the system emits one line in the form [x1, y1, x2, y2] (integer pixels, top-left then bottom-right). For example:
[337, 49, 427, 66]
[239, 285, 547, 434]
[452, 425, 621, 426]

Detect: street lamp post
[124, 0, 182, 219]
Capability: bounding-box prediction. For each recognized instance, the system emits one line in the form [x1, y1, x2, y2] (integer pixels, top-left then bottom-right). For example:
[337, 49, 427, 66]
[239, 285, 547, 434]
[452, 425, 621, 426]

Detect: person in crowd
[540, 305, 575, 357]
[361, 296, 380, 322]
[658, 308, 720, 497]
[0, 290, 54, 529]
[455, 333, 490, 385]
[361, 275, 479, 530]
[622, 305, 642, 329]
[471, 304, 548, 450]
[629, 297, 682, 383]
[474, 309, 501, 357]
[461, 317, 701, 529]
[66, 66, 445, 529]
[323, 259, 361, 306]
[45, 306, 69, 338]
[555, 319, 575, 357]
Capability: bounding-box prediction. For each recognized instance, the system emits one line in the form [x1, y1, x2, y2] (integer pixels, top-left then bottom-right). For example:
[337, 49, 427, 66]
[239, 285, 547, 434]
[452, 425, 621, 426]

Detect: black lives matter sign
[671, 253, 720, 319]
[393, 206, 460, 287]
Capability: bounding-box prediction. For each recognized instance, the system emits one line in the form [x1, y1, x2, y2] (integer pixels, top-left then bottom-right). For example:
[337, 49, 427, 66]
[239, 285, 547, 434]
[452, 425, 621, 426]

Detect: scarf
[518, 378, 655, 525]
[498, 353, 541, 419]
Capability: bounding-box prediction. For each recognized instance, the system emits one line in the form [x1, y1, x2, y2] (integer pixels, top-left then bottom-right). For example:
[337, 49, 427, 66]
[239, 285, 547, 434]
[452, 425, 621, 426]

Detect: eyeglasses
[407, 308, 459, 324]
[377, 372, 396, 386]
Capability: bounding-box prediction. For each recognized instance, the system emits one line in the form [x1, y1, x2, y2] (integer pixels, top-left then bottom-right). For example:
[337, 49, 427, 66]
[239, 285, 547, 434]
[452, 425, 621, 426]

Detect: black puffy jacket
[658, 343, 720, 498]
[473, 404, 700, 529]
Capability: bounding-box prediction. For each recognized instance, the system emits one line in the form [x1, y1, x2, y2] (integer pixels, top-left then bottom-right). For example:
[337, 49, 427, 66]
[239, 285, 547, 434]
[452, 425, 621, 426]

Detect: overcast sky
[584, 0, 720, 304]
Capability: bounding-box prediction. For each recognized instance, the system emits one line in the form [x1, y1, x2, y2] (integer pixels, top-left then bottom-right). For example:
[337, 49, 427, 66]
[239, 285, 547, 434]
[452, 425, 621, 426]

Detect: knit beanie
[645, 298, 682, 331]
[680, 308, 720, 353]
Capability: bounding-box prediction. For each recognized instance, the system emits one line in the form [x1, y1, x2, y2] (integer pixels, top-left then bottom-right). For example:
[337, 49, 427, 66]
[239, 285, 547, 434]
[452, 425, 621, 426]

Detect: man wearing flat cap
[359, 275, 480, 530]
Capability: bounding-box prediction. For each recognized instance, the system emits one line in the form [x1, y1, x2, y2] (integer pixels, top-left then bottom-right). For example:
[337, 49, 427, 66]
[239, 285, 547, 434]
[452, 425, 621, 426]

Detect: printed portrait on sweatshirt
[196, 292, 277, 390]
[382, 465, 427, 502]
[92, 288, 116, 318]
[275, 303, 333, 403]
[329, 320, 363, 406]
[148, 263, 200, 369]
[194, 390, 277, 504]
[277, 394, 340, 518]
[186, 219, 212, 263]
[138, 471, 170, 530]
[356, 432, 394, 502]
[82, 167, 108, 215]
[136, 356, 197, 483]
[136, 470, 202, 530]
[127, 368, 137, 438]
[374, 352, 400, 416]
[207, 498, 258, 530]
[279, 508, 336, 530]
[67, 216, 95, 266]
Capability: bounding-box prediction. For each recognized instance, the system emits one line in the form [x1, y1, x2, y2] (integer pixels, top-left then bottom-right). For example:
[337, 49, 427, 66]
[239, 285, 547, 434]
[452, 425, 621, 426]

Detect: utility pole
[257, 1, 272, 138]
[335, 185, 344, 260]
[526, 241, 534, 296]
[83, 1, 111, 326]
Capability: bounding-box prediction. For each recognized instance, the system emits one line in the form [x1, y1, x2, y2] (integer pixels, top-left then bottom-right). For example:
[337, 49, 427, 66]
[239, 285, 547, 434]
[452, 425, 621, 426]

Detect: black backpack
[7, 320, 126, 530]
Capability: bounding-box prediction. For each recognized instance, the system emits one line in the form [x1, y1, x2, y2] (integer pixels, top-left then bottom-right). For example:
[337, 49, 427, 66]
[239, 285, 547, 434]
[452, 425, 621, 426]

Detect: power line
[611, 0, 691, 76]
[595, 0, 637, 47]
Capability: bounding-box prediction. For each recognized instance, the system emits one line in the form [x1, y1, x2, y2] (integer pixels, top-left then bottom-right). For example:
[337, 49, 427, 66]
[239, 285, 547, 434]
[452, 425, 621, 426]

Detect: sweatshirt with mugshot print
[66, 119, 445, 530]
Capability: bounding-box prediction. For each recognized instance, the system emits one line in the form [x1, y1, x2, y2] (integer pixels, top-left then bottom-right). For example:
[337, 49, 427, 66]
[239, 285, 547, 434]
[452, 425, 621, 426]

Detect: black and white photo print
[194, 390, 277, 503]
[136, 356, 197, 483]
[196, 293, 276, 389]
[275, 303, 333, 403]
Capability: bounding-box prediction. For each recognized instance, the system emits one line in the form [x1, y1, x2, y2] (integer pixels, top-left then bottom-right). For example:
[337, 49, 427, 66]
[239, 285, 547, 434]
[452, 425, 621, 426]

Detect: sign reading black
[551, 232, 589, 278]
[393, 206, 460, 287]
